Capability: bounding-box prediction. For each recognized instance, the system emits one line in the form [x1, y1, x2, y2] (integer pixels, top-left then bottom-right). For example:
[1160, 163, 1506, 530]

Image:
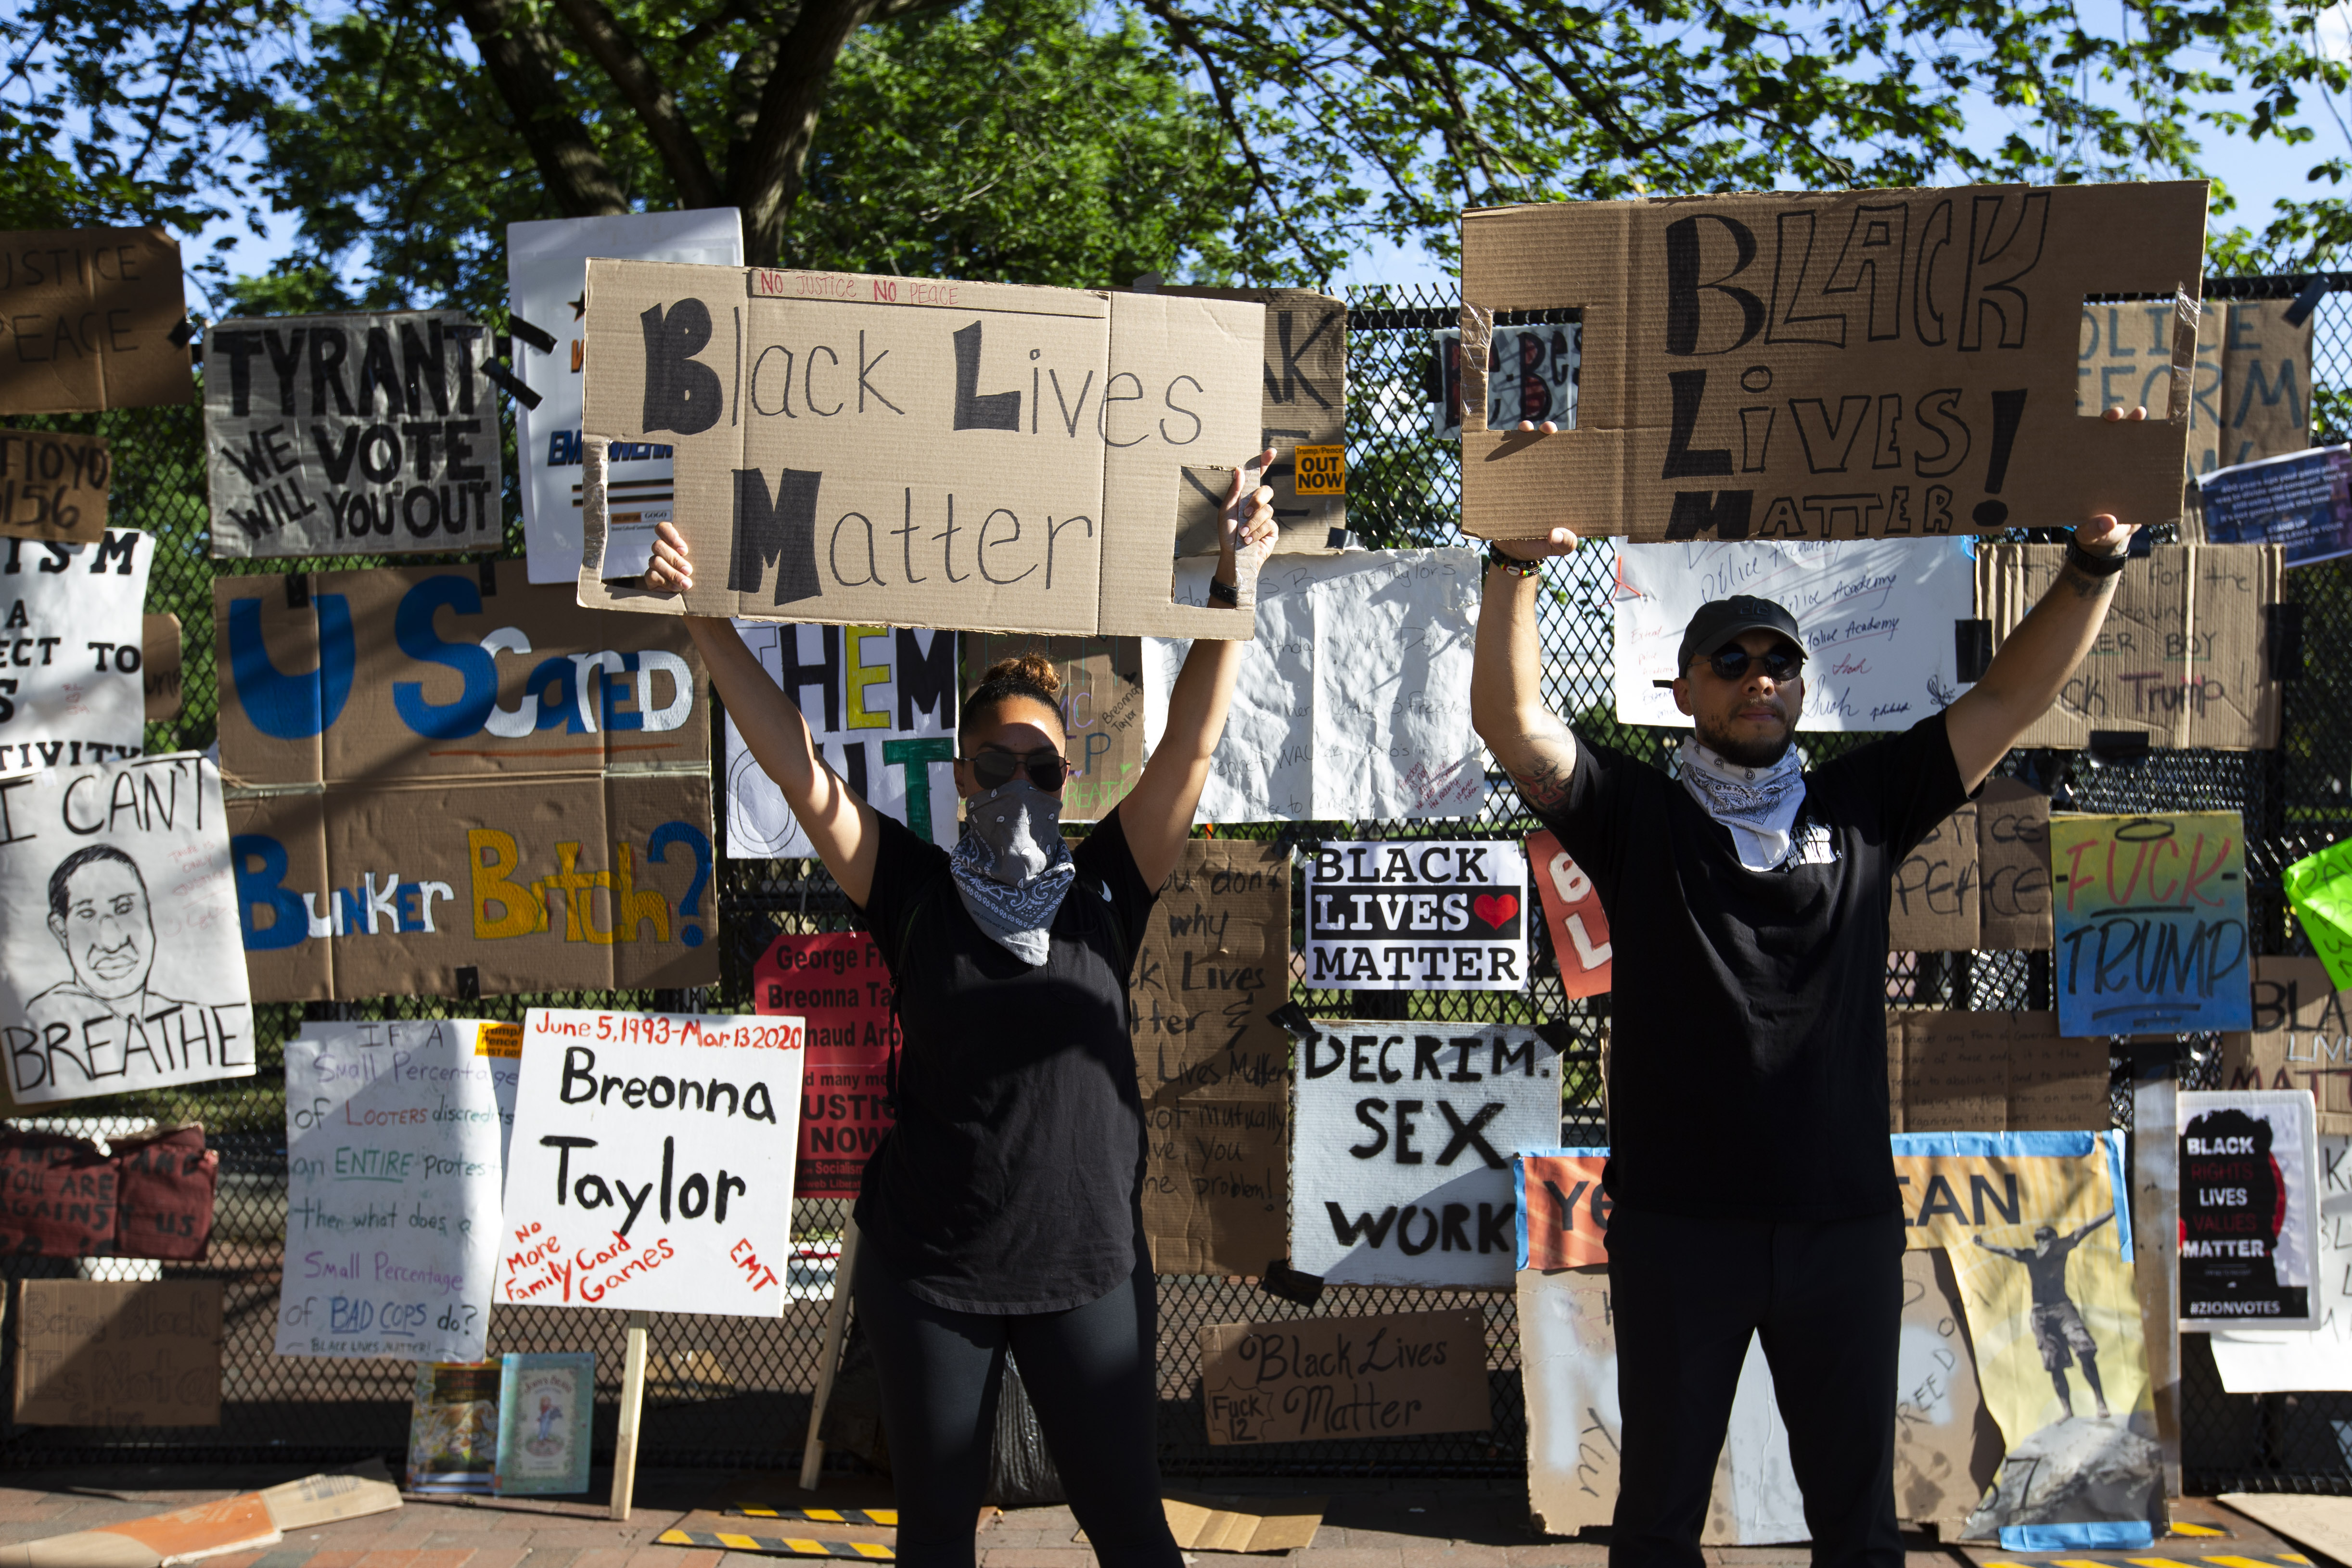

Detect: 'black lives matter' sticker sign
[1305, 840, 1526, 991]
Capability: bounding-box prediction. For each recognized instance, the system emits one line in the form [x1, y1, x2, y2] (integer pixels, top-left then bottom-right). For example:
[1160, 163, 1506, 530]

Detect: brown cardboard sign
[13, 1279, 223, 1426]
[1977, 543, 2281, 749]
[0, 231, 191, 415]
[112, 1125, 215, 1261]
[1889, 802, 1980, 953]
[968, 633, 1144, 822]
[1132, 839, 1289, 1275]
[1892, 1010, 2109, 1132]
[2219, 955, 2352, 1132]
[2217, 302, 2314, 475]
[574, 263, 1263, 638]
[214, 564, 714, 1000]
[1158, 287, 1347, 549]
[1976, 777, 2052, 950]
[1457, 182, 2209, 542]
[0, 430, 107, 541]
[141, 612, 181, 721]
[1199, 1308, 1489, 1444]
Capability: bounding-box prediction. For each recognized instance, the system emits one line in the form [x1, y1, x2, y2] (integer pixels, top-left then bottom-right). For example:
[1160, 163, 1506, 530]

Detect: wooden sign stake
[609, 1310, 651, 1519]
[799, 1220, 861, 1490]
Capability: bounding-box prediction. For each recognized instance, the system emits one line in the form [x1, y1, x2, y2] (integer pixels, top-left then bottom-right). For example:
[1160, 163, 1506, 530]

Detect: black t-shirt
[850, 806, 1158, 1313]
[1534, 712, 1970, 1221]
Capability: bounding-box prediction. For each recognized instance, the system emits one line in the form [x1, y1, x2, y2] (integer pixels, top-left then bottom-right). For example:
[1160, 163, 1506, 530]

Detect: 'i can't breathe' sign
[1304, 841, 1527, 990]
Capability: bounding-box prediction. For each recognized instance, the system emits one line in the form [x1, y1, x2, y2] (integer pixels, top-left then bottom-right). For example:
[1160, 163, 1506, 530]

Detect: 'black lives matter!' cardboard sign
[204, 311, 504, 559]
[1457, 182, 2209, 542]
[1155, 287, 1347, 550]
[0, 229, 191, 414]
[574, 264, 1265, 638]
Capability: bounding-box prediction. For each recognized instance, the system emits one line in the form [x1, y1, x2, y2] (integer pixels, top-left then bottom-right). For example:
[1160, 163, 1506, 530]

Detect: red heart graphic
[1472, 893, 1519, 931]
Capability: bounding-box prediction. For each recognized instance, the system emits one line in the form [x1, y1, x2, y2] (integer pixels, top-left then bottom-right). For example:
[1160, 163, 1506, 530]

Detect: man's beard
[1695, 710, 1796, 769]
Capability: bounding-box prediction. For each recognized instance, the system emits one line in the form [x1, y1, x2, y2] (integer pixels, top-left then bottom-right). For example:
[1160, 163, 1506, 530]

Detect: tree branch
[731, 0, 881, 265]
[550, 0, 724, 207]
[448, 0, 629, 217]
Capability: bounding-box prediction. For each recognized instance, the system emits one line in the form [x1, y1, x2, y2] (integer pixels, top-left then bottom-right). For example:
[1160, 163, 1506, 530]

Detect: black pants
[1605, 1204, 1905, 1568]
[852, 1241, 1181, 1568]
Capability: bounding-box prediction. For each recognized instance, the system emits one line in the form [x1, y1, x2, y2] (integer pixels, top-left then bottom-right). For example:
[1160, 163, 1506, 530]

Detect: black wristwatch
[2065, 536, 2130, 579]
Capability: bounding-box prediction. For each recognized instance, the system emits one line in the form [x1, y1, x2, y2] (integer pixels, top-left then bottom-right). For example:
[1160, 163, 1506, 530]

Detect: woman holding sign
[640, 452, 1276, 1568]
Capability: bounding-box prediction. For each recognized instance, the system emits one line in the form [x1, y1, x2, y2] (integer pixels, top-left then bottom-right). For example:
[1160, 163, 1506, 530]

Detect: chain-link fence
[1, 273, 2348, 1494]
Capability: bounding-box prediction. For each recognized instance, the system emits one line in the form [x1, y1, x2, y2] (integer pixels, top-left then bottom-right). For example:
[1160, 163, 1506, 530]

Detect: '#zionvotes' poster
[2179, 1089, 2321, 1330]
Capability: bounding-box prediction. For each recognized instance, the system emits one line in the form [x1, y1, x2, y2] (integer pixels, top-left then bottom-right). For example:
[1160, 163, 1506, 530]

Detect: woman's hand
[1491, 421, 1581, 561]
[1216, 446, 1279, 599]
[643, 520, 694, 593]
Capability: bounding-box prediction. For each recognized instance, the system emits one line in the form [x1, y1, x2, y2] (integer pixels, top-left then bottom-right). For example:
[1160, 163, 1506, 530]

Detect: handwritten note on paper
[278, 1020, 506, 1361]
[1199, 1309, 1490, 1445]
[1613, 538, 1975, 732]
[2051, 811, 2253, 1036]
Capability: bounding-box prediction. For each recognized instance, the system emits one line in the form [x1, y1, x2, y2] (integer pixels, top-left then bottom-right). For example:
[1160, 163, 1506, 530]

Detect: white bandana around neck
[1676, 738, 1807, 872]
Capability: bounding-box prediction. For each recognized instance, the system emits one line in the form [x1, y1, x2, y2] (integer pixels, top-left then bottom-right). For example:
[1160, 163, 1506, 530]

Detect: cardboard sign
[0, 430, 107, 541]
[2220, 956, 2352, 1129]
[113, 1125, 217, 1261]
[1516, 1149, 1610, 1269]
[2199, 446, 2352, 567]
[2287, 838, 2352, 992]
[753, 932, 897, 1198]
[2179, 1089, 2321, 1330]
[0, 1133, 118, 1255]
[970, 633, 1143, 821]
[1614, 538, 1976, 731]
[1457, 182, 2208, 542]
[510, 209, 744, 584]
[726, 623, 956, 856]
[1977, 777, 2052, 950]
[1888, 802, 1980, 953]
[1157, 287, 1346, 548]
[0, 530, 152, 770]
[1430, 324, 1580, 438]
[2209, 1133, 2352, 1390]
[203, 312, 504, 559]
[0, 754, 256, 1104]
[1146, 548, 1484, 823]
[14, 1279, 222, 1426]
[1303, 840, 1527, 990]
[573, 262, 1263, 640]
[1891, 1010, 2109, 1132]
[497, 1006, 805, 1316]
[1131, 839, 1289, 1275]
[214, 565, 715, 1000]
[2049, 810, 2252, 1035]
[1292, 1021, 1562, 1286]
[1526, 830, 1611, 997]
[0, 229, 191, 414]
[278, 1020, 506, 1361]
[1977, 544, 2283, 750]
[1198, 1309, 1489, 1444]
[142, 612, 181, 721]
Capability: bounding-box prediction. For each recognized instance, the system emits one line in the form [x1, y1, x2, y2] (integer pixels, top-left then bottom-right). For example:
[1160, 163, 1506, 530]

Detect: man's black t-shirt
[1533, 712, 1970, 1221]
[851, 807, 1157, 1314]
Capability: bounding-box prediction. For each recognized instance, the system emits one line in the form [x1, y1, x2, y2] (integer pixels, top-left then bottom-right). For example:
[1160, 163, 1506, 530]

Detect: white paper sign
[277, 1020, 507, 1361]
[2213, 1134, 2352, 1390]
[1612, 538, 1976, 731]
[1144, 548, 1481, 823]
[509, 209, 744, 585]
[0, 530, 152, 769]
[497, 1006, 805, 1316]
[0, 752, 255, 1103]
[1292, 1021, 1560, 1286]
[725, 622, 957, 857]
[1304, 839, 1527, 991]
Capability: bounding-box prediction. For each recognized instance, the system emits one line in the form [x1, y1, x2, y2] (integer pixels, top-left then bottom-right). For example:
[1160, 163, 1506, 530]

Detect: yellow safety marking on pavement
[2281, 1556, 2312, 1564]
[2051, 1557, 2113, 1566]
[731, 1508, 899, 1528]
[2170, 1527, 2230, 1539]
[2207, 1556, 2289, 1567]
[657, 1528, 895, 1560]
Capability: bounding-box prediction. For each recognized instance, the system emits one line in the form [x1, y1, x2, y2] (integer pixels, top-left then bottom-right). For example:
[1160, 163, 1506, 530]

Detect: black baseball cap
[1676, 595, 1803, 675]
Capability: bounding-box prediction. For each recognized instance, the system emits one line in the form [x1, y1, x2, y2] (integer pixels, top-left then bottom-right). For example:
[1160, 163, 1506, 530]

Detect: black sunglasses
[968, 747, 1076, 793]
[1700, 644, 1804, 682]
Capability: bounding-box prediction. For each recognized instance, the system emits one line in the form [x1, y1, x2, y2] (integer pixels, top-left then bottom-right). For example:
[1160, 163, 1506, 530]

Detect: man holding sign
[1470, 408, 2148, 1567]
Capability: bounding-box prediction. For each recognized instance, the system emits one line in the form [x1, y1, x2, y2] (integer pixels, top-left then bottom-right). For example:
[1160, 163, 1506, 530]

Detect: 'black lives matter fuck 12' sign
[1304, 840, 1527, 991]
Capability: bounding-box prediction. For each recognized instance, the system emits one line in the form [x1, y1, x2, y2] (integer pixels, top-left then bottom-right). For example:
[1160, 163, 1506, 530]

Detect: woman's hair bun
[980, 650, 1061, 701]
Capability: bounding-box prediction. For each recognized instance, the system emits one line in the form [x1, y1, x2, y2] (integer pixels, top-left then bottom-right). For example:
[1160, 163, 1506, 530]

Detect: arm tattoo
[1509, 755, 1573, 814]
[2057, 562, 2121, 601]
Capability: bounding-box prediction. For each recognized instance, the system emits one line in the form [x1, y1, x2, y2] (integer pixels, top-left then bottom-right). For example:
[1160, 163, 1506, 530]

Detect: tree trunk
[729, 0, 879, 266]
[449, 0, 631, 218]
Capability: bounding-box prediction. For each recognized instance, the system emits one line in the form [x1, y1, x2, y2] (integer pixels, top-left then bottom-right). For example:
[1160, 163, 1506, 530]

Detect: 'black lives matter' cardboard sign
[575, 264, 1264, 638]
[205, 311, 504, 559]
[0, 229, 191, 415]
[1155, 287, 1346, 550]
[1457, 182, 2210, 542]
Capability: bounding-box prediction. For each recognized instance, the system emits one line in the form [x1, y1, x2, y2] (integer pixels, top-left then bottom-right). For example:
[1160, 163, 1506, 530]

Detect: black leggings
[852, 1240, 1181, 1568]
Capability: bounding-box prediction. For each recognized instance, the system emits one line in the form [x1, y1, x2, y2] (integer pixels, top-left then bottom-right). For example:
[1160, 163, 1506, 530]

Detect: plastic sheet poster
[1290, 1020, 1561, 1287]
[725, 623, 956, 858]
[1613, 538, 1975, 731]
[508, 209, 743, 585]
[276, 1020, 510, 1361]
[2177, 1089, 2320, 1330]
[2211, 1135, 2352, 1391]
[2286, 838, 2352, 992]
[0, 529, 153, 769]
[752, 931, 896, 1198]
[2199, 446, 2352, 567]
[1144, 549, 1483, 822]
[496, 1007, 805, 1316]
[1303, 840, 1527, 991]
[2050, 811, 2253, 1036]
[0, 753, 256, 1104]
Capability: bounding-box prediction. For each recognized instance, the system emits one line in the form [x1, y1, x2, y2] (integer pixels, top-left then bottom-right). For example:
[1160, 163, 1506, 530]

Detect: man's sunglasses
[1699, 645, 1805, 682]
[968, 747, 1077, 793]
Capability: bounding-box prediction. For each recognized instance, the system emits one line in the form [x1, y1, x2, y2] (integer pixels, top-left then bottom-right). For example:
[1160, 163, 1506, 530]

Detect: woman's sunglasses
[1700, 645, 1805, 682]
[968, 747, 1077, 793]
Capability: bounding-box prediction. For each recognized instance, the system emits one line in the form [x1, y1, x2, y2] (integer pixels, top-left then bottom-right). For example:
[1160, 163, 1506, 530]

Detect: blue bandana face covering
[948, 779, 1075, 965]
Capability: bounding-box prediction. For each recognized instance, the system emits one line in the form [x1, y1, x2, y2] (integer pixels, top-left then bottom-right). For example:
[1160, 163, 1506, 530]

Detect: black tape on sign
[507, 314, 559, 355]
[480, 357, 543, 410]
[2268, 602, 2305, 681]
[2286, 274, 2334, 328]
[1267, 1002, 1319, 1045]
[1955, 618, 1994, 683]
[455, 966, 481, 1001]
[285, 573, 309, 611]
[478, 558, 498, 597]
[168, 318, 194, 348]
[1533, 1019, 1598, 1062]
[1260, 1259, 1326, 1307]
[2087, 730, 2152, 766]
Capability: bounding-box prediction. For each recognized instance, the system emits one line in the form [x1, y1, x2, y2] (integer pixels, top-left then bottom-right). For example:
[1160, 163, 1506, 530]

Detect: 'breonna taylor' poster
[0, 753, 256, 1103]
